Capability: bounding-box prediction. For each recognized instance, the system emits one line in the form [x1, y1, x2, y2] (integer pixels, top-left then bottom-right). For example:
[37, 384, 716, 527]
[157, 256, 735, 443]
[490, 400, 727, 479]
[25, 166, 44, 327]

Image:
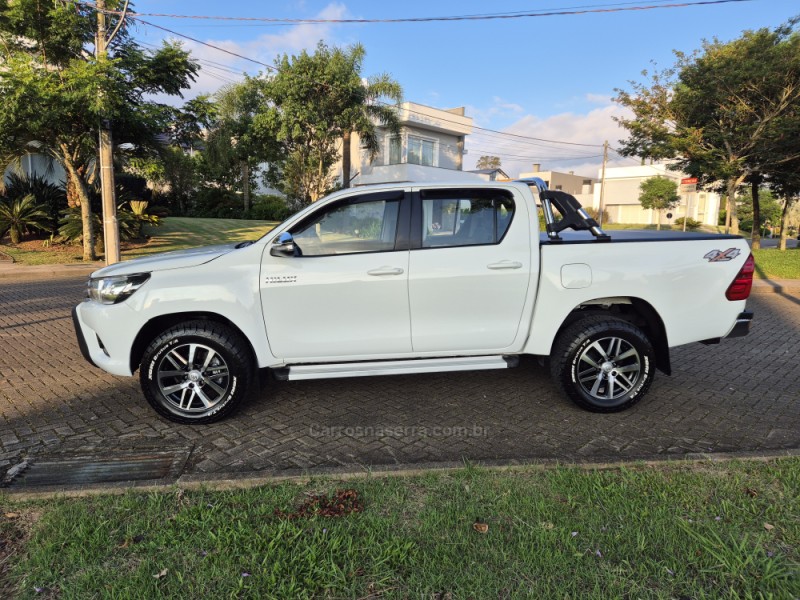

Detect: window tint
[291, 197, 401, 256]
[420, 190, 514, 248]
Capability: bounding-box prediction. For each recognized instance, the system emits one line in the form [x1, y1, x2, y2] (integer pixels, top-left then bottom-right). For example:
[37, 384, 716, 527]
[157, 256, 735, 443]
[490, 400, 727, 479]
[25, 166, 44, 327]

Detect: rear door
[407, 187, 533, 353]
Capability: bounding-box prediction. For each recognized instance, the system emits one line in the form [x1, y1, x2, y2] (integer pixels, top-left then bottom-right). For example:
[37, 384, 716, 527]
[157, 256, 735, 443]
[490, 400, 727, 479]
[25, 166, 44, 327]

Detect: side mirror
[270, 232, 296, 257]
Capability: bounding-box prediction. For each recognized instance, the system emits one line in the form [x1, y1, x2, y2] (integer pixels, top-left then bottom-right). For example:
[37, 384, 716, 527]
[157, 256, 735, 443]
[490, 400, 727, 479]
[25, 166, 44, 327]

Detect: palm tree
[0, 194, 51, 244]
[339, 45, 403, 189]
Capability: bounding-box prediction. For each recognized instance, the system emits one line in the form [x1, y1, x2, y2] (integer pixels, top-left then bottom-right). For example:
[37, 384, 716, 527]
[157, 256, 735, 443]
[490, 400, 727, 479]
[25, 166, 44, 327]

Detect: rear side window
[420, 189, 514, 248]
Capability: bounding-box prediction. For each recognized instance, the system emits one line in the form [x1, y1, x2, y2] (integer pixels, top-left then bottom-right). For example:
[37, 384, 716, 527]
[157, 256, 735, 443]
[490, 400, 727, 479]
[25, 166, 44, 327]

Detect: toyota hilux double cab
[73, 180, 754, 423]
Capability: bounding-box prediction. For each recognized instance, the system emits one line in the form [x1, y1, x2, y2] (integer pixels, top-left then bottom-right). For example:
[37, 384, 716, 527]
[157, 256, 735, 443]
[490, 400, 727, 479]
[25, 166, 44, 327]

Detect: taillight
[725, 253, 755, 301]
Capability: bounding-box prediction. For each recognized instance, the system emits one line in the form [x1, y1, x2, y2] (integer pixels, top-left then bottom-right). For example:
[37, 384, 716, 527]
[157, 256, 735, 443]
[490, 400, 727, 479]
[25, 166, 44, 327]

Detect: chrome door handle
[487, 261, 523, 270]
[367, 266, 405, 276]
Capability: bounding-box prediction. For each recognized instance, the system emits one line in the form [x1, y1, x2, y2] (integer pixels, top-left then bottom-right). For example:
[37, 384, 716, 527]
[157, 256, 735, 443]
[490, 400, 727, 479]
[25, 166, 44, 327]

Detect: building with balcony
[340, 102, 481, 186]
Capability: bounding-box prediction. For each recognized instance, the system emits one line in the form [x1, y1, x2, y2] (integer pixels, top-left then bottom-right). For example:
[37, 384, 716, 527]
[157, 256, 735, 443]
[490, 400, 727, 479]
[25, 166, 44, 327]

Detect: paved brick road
[0, 274, 798, 482]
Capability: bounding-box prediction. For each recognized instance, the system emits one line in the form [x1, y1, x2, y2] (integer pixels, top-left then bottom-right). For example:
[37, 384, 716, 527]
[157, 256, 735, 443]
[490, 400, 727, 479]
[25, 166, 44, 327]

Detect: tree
[638, 176, 680, 230]
[736, 187, 783, 234]
[0, 0, 199, 260]
[615, 20, 800, 237]
[202, 79, 278, 212]
[337, 44, 402, 189]
[258, 42, 401, 204]
[127, 96, 216, 215]
[476, 155, 501, 170]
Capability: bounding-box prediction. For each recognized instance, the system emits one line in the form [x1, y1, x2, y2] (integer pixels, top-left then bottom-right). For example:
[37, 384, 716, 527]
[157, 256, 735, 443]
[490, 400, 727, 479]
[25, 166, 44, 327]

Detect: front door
[408, 187, 533, 353]
[261, 190, 412, 361]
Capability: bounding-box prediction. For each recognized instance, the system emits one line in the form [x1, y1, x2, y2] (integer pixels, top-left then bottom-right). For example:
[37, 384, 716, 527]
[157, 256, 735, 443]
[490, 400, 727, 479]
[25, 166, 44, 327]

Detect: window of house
[408, 136, 436, 166]
[291, 195, 401, 256]
[388, 136, 402, 165]
[419, 189, 515, 248]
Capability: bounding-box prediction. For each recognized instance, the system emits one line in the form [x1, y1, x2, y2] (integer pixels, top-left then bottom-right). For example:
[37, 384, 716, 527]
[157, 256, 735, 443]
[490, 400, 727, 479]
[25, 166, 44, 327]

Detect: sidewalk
[0, 261, 102, 280]
[750, 278, 800, 296]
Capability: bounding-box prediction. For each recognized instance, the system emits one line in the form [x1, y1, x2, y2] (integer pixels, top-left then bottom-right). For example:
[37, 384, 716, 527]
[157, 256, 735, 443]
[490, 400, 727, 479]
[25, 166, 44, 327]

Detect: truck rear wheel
[550, 316, 655, 412]
[139, 320, 253, 424]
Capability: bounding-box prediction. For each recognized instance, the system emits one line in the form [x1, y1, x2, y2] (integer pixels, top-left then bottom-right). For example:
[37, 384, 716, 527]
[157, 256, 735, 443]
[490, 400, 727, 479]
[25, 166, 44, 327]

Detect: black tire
[550, 316, 655, 413]
[139, 320, 253, 424]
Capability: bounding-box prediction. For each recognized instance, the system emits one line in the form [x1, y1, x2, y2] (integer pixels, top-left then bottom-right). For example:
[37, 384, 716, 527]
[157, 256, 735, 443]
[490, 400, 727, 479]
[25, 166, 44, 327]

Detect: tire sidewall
[565, 323, 653, 410]
[142, 331, 245, 423]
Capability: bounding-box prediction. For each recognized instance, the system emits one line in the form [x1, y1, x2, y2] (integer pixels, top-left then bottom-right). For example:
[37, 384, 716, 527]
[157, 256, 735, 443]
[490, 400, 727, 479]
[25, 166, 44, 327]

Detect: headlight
[87, 273, 150, 305]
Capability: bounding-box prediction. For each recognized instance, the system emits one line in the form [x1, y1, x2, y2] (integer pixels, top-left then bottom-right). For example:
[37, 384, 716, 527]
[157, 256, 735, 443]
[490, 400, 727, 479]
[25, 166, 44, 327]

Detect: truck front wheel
[550, 316, 655, 412]
[139, 320, 253, 424]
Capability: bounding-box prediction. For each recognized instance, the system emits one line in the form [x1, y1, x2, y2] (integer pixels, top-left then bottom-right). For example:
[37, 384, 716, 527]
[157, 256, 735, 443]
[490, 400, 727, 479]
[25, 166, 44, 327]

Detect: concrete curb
[0, 263, 101, 280]
[5, 447, 800, 500]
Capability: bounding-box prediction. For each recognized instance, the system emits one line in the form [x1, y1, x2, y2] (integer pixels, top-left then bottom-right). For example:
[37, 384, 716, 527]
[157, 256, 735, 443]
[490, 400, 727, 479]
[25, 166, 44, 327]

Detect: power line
[84, 0, 751, 25]
[95, 4, 638, 152]
[130, 15, 609, 149]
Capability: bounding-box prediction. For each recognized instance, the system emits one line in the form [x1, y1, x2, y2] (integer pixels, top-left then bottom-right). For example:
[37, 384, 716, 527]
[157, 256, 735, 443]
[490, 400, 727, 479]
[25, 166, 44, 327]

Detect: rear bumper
[726, 310, 753, 338]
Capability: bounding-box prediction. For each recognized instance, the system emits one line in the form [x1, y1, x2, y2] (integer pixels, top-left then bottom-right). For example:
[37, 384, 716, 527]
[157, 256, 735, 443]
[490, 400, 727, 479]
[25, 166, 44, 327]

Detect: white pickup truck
[73, 180, 754, 423]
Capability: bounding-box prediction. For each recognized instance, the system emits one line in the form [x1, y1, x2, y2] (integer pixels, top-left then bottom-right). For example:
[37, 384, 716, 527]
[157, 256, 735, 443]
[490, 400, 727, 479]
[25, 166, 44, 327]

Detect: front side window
[420, 190, 514, 248]
[408, 136, 435, 166]
[291, 196, 401, 256]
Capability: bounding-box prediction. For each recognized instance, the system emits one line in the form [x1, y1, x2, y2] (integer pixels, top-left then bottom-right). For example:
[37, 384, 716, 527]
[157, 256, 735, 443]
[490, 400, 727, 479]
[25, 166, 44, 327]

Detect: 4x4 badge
[704, 248, 741, 262]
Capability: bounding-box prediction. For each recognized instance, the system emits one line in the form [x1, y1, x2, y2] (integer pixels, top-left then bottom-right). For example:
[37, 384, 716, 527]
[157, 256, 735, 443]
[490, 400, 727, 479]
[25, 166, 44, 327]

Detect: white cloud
[466, 96, 526, 124]
[465, 100, 634, 179]
[585, 93, 612, 104]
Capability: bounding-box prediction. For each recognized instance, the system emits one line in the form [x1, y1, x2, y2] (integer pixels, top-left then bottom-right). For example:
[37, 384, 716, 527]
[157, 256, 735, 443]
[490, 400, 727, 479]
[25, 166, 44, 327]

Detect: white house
[339, 102, 481, 186]
[590, 163, 721, 226]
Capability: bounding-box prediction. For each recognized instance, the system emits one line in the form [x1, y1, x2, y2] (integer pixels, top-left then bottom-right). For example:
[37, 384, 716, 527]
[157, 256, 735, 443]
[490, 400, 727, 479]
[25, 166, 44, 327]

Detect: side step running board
[278, 355, 519, 381]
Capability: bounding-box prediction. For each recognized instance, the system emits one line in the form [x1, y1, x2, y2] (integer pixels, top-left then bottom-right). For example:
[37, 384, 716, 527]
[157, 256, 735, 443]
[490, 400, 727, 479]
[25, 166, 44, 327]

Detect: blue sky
[131, 0, 799, 177]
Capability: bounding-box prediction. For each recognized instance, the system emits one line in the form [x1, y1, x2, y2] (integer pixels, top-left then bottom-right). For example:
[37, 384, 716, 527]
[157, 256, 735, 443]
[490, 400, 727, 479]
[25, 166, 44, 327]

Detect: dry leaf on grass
[153, 568, 168, 580]
[764, 523, 775, 531]
[473, 521, 489, 534]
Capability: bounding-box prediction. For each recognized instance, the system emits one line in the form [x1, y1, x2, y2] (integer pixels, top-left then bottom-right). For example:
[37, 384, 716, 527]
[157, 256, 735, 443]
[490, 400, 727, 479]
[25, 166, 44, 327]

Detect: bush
[675, 216, 702, 230]
[0, 194, 51, 243]
[190, 188, 245, 219]
[583, 207, 611, 224]
[2, 173, 66, 234]
[247, 195, 292, 221]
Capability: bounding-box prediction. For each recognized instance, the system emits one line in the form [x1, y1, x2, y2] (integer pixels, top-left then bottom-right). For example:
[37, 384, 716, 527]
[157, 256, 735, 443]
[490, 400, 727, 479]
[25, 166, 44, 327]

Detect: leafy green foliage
[0, 0, 200, 258]
[674, 216, 702, 230]
[257, 42, 402, 204]
[247, 196, 293, 221]
[737, 188, 783, 232]
[1, 173, 66, 234]
[615, 20, 800, 235]
[639, 177, 680, 211]
[0, 193, 50, 243]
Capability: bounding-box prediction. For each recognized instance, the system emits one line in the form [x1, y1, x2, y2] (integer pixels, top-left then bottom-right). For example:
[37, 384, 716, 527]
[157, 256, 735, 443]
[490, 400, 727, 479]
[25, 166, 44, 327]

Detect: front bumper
[726, 310, 754, 338]
[72, 306, 97, 368]
[72, 301, 138, 376]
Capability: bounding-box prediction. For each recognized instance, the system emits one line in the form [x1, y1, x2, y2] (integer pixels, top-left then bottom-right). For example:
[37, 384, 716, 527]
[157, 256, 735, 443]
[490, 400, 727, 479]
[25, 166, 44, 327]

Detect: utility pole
[598, 140, 608, 227]
[96, 0, 127, 265]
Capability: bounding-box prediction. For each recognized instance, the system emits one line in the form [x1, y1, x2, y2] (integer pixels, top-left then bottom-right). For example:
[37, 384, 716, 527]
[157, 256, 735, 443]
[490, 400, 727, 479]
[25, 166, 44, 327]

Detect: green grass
[3, 459, 798, 598]
[752, 248, 800, 279]
[125, 217, 278, 259]
[0, 217, 279, 266]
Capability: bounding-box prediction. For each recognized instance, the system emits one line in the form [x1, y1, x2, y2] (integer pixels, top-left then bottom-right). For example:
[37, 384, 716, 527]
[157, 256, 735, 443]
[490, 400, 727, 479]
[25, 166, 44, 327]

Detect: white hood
[90, 243, 241, 278]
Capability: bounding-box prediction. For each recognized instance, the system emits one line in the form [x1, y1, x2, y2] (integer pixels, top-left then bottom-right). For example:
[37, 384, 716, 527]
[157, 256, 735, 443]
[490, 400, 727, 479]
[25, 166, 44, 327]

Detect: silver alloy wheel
[576, 336, 641, 403]
[156, 343, 231, 413]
